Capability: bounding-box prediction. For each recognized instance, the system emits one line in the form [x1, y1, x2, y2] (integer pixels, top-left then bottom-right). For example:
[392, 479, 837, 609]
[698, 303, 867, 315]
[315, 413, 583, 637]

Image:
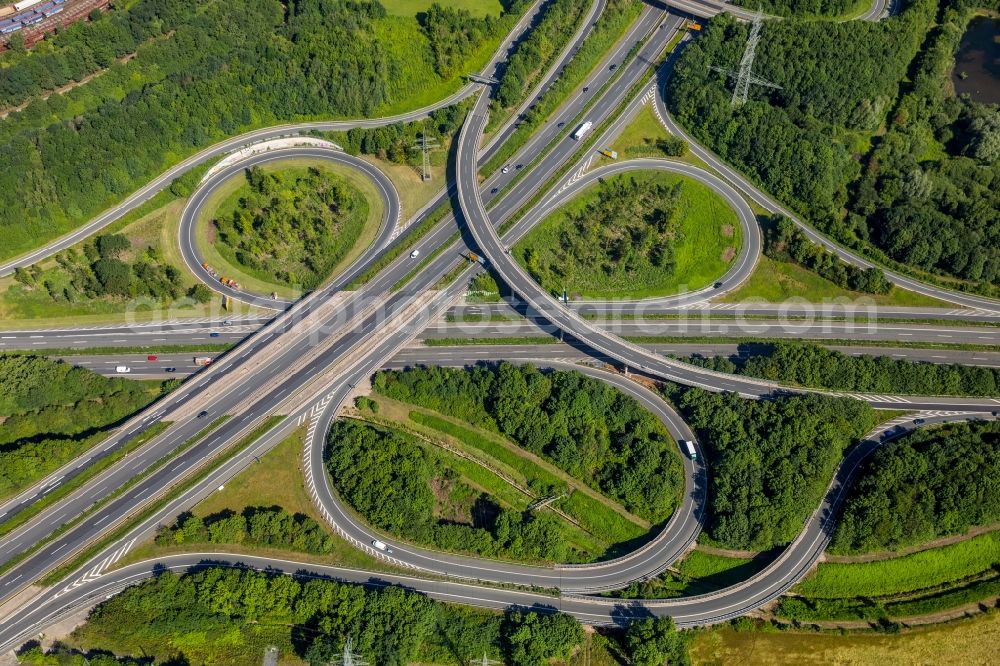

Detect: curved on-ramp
[0, 412, 989, 653]
[304, 360, 707, 594]
[178, 147, 400, 309]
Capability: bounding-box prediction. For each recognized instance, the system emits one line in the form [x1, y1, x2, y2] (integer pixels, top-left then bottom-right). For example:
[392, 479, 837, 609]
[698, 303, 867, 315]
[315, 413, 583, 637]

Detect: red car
[147, 355, 158, 361]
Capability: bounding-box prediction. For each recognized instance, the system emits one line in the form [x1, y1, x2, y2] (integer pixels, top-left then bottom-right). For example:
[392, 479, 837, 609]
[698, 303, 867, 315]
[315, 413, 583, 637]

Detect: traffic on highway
[0, 0, 994, 656]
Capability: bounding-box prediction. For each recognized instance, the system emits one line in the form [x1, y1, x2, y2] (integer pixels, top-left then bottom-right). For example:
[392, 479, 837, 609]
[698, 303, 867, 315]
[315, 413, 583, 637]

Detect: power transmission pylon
[709, 8, 781, 106]
[413, 125, 439, 181]
[331, 637, 368, 666]
[470, 652, 502, 666]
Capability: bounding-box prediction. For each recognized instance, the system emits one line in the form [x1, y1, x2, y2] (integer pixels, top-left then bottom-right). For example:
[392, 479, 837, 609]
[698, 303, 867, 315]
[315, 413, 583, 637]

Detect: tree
[96, 234, 131, 259]
[625, 617, 689, 666]
[503, 612, 584, 666]
[968, 110, 1000, 163]
[13, 267, 34, 288]
[187, 283, 213, 304]
[92, 257, 133, 296]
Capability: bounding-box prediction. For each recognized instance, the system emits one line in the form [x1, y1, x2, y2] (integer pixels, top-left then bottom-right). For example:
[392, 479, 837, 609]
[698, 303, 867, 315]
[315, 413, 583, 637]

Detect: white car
[501, 166, 510, 174]
[410, 249, 420, 259]
[115, 366, 131, 374]
[372, 539, 393, 554]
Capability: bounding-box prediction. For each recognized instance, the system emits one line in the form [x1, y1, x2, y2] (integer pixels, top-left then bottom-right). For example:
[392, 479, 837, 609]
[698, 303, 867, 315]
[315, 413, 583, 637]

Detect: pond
[952, 17, 1000, 104]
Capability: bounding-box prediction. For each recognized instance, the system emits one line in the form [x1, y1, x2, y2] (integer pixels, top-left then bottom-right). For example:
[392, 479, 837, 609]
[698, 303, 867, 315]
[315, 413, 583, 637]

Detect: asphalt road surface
[177, 148, 400, 309]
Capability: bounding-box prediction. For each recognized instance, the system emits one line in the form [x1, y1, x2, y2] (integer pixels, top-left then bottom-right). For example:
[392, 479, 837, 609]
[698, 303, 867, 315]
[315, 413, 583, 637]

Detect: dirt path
[767, 596, 1000, 630]
[696, 543, 760, 559]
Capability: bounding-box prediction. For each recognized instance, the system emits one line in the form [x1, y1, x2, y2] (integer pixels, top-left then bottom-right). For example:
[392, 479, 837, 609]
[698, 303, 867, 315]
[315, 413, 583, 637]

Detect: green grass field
[690, 612, 1000, 666]
[795, 532, 1000, 599]
[196, 158, 384, 297]
[722, 255, 951, 307]
[515, 171, 743, 299]
[381, 0, 504, 18]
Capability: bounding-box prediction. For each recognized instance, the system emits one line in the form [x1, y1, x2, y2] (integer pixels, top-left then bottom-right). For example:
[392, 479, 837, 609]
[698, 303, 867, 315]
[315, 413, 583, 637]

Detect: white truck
[682, 440, 697, 460]
[371, 539, 394, 554]
[572, 121, 593, 140]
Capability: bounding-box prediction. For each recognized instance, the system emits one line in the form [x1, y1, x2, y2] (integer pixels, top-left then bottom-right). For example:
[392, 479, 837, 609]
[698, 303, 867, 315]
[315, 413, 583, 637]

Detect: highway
[0, 0, 994, 654]
[0, 411, 984, 652]
[0, 0, 666, 610]
[52, 343, 1000, 380]
[1, 302, 999, 351]
[421, 317, 1000, 347]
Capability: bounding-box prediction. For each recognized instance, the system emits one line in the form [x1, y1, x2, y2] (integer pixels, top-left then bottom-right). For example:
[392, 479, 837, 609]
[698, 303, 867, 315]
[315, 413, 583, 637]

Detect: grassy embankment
[195, 159, 384, 298]
[515, 171, 742, 299]
[775, 532, 1000, 623]
[122, 428, 392, 574]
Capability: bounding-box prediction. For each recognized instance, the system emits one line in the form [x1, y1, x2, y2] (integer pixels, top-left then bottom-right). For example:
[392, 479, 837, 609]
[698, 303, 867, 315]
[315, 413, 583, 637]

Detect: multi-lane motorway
[0, 0, 996, 654]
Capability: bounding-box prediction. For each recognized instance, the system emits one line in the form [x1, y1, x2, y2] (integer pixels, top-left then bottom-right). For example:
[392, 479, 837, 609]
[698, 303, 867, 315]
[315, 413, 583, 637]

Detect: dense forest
[373, 363, 685, 523]
[685, 341, 1000, 397]
[520, 175, 685, 296]
[764, 217, 891, 294]
[670, 0, 1000, 293]
[325, 419, 579, 562]
[0, 355, 166, 498]
[673, 388, 876, 550]
[0, 0, 526, 262]
[731, 0, 858, 16]
[494, 0, 589, 109]
[214, 166, 368, 289]
[832, 421, 1000, 553]
[55, 567, 606, 666]
[12, 232, 196, 305]
[156, 506, 335, 554]
[848, 1, 1000, 289]
[669, 0, 935, 222]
